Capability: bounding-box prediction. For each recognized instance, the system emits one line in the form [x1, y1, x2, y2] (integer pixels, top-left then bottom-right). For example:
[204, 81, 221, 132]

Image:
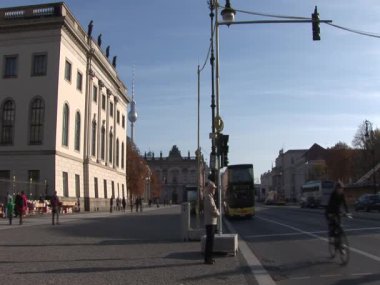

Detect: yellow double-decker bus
[222, 164, 255, 218]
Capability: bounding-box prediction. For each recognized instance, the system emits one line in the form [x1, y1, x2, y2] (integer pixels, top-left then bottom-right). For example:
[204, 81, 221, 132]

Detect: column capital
[88, 68, 95, 78]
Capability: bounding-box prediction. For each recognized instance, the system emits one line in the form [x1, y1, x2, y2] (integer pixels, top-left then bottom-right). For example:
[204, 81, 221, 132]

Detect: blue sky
[3, 1, 380, 181]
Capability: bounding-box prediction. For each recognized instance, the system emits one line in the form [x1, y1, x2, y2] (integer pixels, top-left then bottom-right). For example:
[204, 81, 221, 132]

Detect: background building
[144, 145, 207, 204]
[261, 144, 327, 202]
[0, 3, 129, 211]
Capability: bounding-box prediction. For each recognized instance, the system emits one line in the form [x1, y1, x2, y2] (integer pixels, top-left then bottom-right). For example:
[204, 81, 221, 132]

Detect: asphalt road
[229, 204, 380, 285]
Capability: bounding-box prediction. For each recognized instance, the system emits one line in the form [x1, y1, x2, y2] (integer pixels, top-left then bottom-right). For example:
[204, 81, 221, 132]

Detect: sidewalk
[0, 205, 257, 285]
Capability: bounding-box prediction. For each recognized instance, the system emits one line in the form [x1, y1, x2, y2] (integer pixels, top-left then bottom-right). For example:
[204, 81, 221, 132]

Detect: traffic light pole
[211, 2, 331, 235]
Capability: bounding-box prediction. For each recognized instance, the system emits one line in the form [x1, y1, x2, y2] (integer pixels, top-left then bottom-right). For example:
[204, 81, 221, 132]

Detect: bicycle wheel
[338, 232, 350, 265]
[328, 236, 336, 258]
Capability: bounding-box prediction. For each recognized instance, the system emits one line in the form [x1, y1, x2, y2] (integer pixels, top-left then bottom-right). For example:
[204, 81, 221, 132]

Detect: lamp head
[221, 0, 236, 23]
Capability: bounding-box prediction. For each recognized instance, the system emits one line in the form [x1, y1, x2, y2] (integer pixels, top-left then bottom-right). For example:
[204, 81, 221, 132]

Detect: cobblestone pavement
[0, 206, 255, 285]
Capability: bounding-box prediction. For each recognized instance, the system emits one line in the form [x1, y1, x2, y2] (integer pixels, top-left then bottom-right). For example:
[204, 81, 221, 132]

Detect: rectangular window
[93, 86, 98, 102]
[117, 110, 120, 124]
[0, 170, 10, 180]
[63, 172, 69, 197]
[28, 170, 40, 183]
[75, 174, 80, 198]
[103, 179, 107, 198]
[0, 171, 11, 193]
[94, 177, 99, 198]
[122, 115, 125, 128]
[109, 102, 114, 117]
[111, 181, 115, 198]
[3, 55, 18, 78]
[76, 71, 83, 91]
[32, 53, 47, 76]
[91, 122, 96, 157]
[65, 60, 72, 82]
[102, 94, 106, 110]
[28, 170, 40, 197]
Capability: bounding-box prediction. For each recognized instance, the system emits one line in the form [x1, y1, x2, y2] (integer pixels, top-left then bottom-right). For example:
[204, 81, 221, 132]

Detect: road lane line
[352, 272, 372, 276]
[320, 274, 341, 278]
[257, 216, 380, 262]
[289, 276, 311, 280]
[245, 226, 380, 239]
[245, 231, 325, 238]
[224, 219, 276, 285]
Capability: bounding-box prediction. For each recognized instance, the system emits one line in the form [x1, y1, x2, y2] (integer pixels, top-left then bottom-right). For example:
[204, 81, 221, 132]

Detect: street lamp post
[365, 120, 377, 193]
[208, 1, 332, 235]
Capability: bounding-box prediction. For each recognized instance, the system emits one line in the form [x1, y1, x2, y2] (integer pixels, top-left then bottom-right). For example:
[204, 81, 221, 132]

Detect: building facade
[144, 146, 207, 204]
[260, 144, 327, 202]
[0, 3, 129, 211]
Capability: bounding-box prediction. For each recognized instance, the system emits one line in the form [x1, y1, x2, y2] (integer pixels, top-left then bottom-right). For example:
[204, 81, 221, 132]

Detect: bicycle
[327, 212, 352, 265]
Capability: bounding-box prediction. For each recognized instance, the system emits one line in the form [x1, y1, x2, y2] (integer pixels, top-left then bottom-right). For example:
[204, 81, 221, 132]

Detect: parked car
[354, 194, 380, 212]
[300, 196, 319, 208]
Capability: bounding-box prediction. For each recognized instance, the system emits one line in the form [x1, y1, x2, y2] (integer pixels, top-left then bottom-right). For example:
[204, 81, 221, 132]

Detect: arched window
[91, 120, 96, 157]
[109, 131, 113, 163]
[116, 138, 119, 167]
[74, 111, 81, 151]
[62, 103, 69, 146]
[29, 97, 44, 145]
[101, 126, 105, 160]
[1, 99, 15, 145]
[121, 142, 125, 169]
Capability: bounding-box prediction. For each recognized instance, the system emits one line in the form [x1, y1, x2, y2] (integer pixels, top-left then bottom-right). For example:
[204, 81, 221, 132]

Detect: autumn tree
[150, 171, 162, 199]
[126, 140, 147, 199]
[325, 142, 355, 183]
[352, 120, 380, 177]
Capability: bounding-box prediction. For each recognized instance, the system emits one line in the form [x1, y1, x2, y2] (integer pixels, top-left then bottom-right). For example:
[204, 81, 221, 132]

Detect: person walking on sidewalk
[122, 196, 126, 212]
[51, 191, 60, 225]
[15, 191, 28, 225]
[6, 195, 14, 225]
[203, 181, 220, 265]
[110, 196, 114, 213]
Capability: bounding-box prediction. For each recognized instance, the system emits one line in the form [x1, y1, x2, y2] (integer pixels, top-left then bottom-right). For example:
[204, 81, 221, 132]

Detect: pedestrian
[6, 195, 14, 225]
[110, 196, 114, 213]
[116, 197, 120, 211]
[203, 181, 220, 265]
[130, 198, 134, 212]
[139, 197, 143, 212]
[122, 196, 126, 212]
[16, 191, 27, 225]
[50, 191, 60, 225]
[135, 197, 139, 212]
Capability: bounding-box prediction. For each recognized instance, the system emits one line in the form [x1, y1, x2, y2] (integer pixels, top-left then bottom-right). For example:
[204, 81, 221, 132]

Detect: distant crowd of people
[109, 196, 127, 213]
[1, 190, 79, 226]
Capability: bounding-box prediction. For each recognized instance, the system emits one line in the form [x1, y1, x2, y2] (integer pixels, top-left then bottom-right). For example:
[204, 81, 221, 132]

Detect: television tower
[128, 67, 138, 143]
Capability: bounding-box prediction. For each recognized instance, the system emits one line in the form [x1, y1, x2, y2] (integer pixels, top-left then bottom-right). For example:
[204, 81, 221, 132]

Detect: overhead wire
[219, 3, 380, 40]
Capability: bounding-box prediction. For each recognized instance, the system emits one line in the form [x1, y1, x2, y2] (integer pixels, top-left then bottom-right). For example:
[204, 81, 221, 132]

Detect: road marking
[352, 272, 372, 276]
[320, 274, 341, 278]
[224, 219, 276, 285]
[289, 276, 311, 280]
[245, 226, 380, 239]
[245, 231, 325, 238]
[257, 216, 380, 262]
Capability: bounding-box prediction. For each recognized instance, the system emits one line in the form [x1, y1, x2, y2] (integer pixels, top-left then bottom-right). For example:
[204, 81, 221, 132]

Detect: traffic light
[219, 134, 229, 167]
[312, 6, 320, 41]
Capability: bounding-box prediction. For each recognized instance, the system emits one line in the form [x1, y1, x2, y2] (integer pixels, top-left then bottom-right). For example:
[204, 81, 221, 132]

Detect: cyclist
[325, 181, 349, 238]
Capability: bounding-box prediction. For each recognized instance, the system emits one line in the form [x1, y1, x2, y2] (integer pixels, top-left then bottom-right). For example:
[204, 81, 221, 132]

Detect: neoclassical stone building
[0, 3, 129, 211]
[144, 146, 207, 204]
